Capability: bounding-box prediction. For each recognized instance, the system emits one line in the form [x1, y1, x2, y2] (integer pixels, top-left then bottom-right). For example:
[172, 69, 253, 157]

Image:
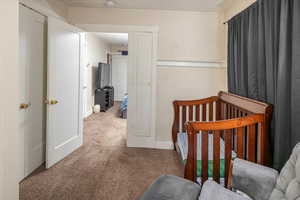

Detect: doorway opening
[83, 32, 129, 145]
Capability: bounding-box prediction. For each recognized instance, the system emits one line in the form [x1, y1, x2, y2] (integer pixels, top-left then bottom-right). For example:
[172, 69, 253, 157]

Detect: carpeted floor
[20, 103, 184, 200]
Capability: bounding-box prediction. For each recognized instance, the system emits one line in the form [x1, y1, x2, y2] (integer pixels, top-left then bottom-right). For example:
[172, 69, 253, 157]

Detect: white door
[127, 32, 157, 148]
[46, 17, 83, 168]
[81, 34, 89, 118]
[19, 5, 46, 179]
[112, 55, 128, 101]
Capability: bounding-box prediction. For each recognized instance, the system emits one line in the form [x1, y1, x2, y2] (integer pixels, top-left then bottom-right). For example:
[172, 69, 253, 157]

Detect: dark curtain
[228, 0, 300, 169]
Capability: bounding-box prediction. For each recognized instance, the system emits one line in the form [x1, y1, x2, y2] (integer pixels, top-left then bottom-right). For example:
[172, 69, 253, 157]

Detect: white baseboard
[85, 109, 93, 118]
[155, 141, 174, 150]
[127, 137, 156, 149]
[127, 138, 173, 150]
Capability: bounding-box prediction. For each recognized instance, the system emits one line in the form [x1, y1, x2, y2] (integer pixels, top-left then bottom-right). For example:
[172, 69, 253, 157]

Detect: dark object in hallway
[95, 86, 114, 112]
[20, 103, 183, 200]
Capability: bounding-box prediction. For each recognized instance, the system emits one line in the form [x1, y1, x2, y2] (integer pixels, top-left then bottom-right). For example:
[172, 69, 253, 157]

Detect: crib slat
[259, 122, 266, 165]
[182, 106, 187, 132]
[235, 108, 239, 118]
[220, 102, 224, 120]
[216, 101, 221, 120]
[185, 128, 197, 182]
[231, 106, 235, 118]
[224, 129, 232, 187]
[202, 131, 209, 183]
[237, 127, 244, 158]
[213, 130, 221, 183]
[189, 105, 193, 121]
[248, 124, 256, 162]
[209, 102, 213, 121]
[226, 104, 230, 119]
[224, 103, 228, 119]
[193, 133, 198, 180]
[196, 105, 200, 121]
[173, 103, 180, 144]
[238, 110, 242, 117]
[202, 104, 207, 122]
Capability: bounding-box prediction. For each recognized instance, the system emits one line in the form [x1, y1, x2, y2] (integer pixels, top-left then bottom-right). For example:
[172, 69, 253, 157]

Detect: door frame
[77, 24, 158, 148]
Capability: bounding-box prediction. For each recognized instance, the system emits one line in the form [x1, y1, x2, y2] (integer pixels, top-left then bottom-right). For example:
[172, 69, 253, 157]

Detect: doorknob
[20, 103, 30, 109]
[45, 100, 59, 105]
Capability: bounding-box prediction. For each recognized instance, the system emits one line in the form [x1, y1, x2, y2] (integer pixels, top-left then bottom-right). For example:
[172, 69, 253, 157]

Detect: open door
[46, 17, 83, 168]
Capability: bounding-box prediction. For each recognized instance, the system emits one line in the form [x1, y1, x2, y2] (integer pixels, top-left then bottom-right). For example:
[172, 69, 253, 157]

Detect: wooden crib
[172, 91, 272, 186]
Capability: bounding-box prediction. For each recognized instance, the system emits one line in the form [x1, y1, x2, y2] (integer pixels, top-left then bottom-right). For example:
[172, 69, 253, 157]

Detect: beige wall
[86, 33, 111, 112]
[68, 7, 225, 62]
[0, 1, 19, 199]
[68, 7, 228, 142]
[156, 67, 227, 141]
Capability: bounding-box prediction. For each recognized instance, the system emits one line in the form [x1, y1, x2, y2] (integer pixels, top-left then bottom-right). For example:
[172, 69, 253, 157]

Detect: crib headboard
[172, 92, 272, 145]
[218, 91, 272, 116]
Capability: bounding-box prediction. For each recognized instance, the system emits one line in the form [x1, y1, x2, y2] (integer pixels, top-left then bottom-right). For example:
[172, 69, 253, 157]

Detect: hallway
[20, 103, 184, 200]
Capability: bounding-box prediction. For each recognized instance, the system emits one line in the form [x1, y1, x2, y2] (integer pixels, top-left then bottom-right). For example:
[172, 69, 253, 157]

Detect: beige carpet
[20, 103, 184, 200]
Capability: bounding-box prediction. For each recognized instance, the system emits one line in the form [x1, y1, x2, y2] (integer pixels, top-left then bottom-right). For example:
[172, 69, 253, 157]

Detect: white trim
[155, 141, 174, 150]
[76, 24, 159, 33]
[85, 109, 93, 118]
[127, 138, 156, 149]
[157, 60, 225, 68]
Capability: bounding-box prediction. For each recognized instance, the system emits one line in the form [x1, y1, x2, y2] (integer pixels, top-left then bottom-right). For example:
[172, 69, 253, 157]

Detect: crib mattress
[177, 132, 237, 178]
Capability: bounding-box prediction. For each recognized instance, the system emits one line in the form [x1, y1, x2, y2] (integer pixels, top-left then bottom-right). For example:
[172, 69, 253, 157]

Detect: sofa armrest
[139, 175, 201, 200]
[199, 180, 250, 200]
[232, 159, 278, 200]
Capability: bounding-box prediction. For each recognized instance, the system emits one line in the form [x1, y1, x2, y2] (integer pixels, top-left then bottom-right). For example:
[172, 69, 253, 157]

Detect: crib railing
[185, 114, 266, 186]
[172, 92, 273, 186]
[172, 96, 219, 146]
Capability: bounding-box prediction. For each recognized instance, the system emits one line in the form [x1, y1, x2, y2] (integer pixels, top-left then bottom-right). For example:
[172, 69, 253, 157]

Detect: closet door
[19, 5, 46, 179]
[46, 17, 83, 168]
[127, 32, 157, 148]
[112, 55, 128, 101]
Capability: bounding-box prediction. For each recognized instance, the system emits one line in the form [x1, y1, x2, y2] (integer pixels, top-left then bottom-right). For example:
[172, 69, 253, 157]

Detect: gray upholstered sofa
[140, 143, 300, 200]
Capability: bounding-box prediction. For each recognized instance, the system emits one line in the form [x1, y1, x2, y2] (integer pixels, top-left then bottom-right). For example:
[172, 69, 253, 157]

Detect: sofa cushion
[199, 180, 251, 200]
[269, 143, 300, 200]
[139, 175, 201, 200]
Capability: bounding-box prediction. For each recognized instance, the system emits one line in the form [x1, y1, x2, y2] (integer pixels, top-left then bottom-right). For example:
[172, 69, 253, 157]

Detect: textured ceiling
[62, 0, 224, 12]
